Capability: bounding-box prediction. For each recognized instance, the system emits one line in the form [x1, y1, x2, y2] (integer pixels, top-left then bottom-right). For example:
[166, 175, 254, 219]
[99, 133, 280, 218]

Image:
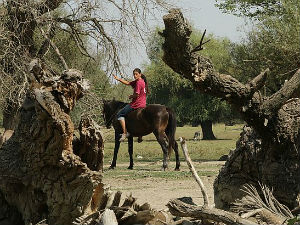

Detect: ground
[103, 161, 224, 210]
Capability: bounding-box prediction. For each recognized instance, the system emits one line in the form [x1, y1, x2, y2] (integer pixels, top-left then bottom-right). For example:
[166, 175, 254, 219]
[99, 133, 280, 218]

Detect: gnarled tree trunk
[161, 9, 300, 210]
[0, 60, 104, 225]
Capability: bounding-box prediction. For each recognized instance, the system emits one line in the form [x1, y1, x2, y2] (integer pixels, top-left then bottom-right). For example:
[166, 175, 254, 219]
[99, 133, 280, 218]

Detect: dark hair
[133, 68, 149, 94]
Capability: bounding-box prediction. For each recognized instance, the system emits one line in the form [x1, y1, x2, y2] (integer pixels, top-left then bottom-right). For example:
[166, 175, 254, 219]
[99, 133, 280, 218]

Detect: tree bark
[0, 61, 104, 225]
[161, 9, 300, 210]
[200, 120, 216, 140]
[73, 115, 104, 171]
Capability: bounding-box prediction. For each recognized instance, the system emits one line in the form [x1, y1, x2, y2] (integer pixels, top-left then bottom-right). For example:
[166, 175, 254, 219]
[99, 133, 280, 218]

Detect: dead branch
[167, 199, 258, 225]
[37, 23, 56, 58]
[191, 29, 211, 53]
[233, 183, 293, 224]
[39, 26, 69, 71]
[179, 137, 210, 207]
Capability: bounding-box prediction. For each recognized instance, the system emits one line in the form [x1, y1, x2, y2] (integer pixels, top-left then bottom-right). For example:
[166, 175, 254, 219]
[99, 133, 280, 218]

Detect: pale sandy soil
[103, 161, 225, 210]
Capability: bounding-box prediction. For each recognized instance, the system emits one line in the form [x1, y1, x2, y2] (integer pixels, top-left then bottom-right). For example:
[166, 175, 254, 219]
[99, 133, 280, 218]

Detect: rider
[113, 68, 148, 142]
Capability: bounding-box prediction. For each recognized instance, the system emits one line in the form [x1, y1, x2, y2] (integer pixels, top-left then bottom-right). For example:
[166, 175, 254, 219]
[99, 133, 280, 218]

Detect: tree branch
[179, 137, 210, 207]
[261, 68, 300, 116]
[246, 68, 269, 97]
[167, 199, 258, 225]
[191, 29, 210, 53]
[37, 23, 56, 58]
[162, 9, 258, 106]
[39, 26, 69, 71]
[37, 0, 64, 15]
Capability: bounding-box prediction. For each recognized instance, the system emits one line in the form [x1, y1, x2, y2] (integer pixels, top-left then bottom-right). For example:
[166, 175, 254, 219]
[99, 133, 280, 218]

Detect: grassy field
[102, 123, 243, 180]
[102, 123, 243, 164]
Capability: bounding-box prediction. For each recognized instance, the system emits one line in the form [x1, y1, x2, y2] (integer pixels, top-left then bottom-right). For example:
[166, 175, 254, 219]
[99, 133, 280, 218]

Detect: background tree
[218, 0, 300, 95]
[145, 27, 236, 139]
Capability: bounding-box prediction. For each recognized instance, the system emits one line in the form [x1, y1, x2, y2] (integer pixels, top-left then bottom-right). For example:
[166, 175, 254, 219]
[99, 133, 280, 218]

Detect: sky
[121, 0, 249, 76]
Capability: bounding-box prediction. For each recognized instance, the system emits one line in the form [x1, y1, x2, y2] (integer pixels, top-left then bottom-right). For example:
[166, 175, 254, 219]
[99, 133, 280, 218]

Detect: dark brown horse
[102, 99, 180, 170]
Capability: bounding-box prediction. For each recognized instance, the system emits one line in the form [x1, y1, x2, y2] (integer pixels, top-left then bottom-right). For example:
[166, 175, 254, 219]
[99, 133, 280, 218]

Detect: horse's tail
[165, 107, 177, 156]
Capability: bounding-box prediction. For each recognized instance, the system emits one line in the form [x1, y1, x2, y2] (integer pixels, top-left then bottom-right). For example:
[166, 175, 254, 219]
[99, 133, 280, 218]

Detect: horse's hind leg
[128, 136, 134, 169]
[154, 131, 169, 170]
[173, 141, 180, 171]
[110, 131, 121, 169]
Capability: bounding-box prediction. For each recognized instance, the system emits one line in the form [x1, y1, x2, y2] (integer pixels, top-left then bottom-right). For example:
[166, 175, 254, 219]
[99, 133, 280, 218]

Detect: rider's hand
[113, 74, 119, 81]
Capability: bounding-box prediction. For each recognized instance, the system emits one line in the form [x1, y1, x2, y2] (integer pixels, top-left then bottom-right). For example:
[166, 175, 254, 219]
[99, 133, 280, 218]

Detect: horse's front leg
[110, 131, 121, 169]
[128, 136, 134, 169]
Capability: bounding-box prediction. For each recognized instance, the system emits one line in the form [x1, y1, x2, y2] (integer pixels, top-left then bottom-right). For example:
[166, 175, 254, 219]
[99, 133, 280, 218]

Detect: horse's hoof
[161, 167, 168, 171]
[174, 168, 180, 171]
[109, 166, 115, 170]
[127, 166, 133, 170]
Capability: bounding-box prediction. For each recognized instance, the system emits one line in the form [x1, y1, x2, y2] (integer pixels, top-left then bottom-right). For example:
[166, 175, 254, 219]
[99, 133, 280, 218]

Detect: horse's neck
[112, 101, 126, 112]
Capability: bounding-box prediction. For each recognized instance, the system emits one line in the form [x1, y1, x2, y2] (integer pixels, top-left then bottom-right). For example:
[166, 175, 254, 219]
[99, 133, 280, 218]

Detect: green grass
[103, 162, 221, 181]
[102, 123, 243, 164]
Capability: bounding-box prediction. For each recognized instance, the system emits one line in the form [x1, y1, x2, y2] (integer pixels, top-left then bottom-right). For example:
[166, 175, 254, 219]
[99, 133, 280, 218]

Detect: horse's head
[102, 99, 127, 129]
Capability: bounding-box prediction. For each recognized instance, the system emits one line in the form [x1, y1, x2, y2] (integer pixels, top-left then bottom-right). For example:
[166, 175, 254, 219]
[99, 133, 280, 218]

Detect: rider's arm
[113, 75, 130, 85]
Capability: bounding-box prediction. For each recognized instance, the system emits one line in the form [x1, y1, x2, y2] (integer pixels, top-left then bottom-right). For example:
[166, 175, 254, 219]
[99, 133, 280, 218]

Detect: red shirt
[129, 79, 146, 109]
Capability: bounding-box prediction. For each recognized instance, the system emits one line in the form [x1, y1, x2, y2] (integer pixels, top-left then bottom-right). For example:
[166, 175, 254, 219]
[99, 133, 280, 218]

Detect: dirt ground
[103, 161, 225, 210]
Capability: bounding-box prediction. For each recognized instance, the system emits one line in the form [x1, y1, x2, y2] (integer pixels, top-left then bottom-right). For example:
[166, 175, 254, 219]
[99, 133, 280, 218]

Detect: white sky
[121, 0, 249, 76]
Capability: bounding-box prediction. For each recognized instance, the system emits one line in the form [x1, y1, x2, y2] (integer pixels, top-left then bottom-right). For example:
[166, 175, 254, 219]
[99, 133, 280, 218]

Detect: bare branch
[37, 23, 56, 57]
[179, 137, 210, 207]
[191, 29, 211, 53]
[39, 26, 69, 71]
[167, 199, 258, 225]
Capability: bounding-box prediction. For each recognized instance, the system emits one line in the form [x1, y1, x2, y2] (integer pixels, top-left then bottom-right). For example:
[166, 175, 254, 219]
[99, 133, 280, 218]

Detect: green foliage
[144, 27, 235, 125]
[215, 0, 283, 19]
[288, 216, 300, 225]
[227, 0, 300, 94]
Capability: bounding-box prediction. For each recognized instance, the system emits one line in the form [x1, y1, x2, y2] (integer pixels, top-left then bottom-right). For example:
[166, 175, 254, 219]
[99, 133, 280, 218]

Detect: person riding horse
[113, 68, 148, 142]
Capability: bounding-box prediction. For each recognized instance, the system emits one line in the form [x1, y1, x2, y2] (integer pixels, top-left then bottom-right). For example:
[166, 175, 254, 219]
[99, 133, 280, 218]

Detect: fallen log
[167, 198, 257, 225]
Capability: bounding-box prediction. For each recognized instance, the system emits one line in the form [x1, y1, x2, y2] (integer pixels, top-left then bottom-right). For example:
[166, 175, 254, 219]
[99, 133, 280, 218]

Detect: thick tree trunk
[0, 61, 104, 225]
[161, 9, 300, 211]
[214, 99, 300, 210]
[200, 120, 216, 140]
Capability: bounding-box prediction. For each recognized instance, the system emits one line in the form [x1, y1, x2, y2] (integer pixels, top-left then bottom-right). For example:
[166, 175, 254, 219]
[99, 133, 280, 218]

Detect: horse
[102, 99, 180, 170]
